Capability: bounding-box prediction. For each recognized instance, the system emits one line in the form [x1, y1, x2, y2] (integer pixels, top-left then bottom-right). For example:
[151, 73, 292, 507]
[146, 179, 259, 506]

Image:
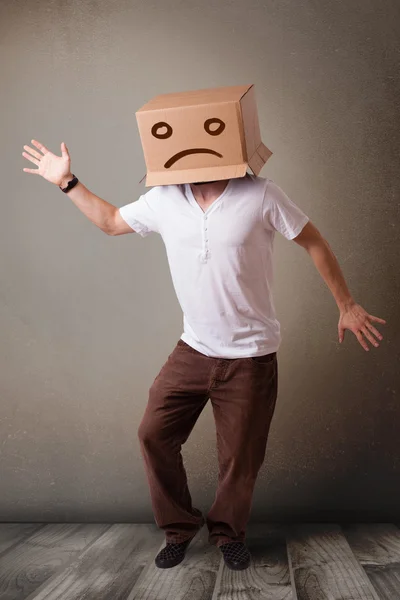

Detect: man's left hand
[338, 303, 386, 351]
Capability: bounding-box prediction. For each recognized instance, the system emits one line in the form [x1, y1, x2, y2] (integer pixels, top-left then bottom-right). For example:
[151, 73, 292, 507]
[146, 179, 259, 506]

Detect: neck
[190, 179, 229, 202]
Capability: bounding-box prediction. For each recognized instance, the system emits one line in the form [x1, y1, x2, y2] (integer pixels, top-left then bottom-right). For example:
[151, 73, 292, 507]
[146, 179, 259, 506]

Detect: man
[22, 139, 386, 571]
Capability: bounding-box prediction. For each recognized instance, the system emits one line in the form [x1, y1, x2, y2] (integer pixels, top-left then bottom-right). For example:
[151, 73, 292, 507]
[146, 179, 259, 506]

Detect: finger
[338, 326, 345, 343]
[22, 168, 40, 174]
[368, 314, 386, 324]
[23, 144, 42, 160]
[22, 151, 40, 166]
[361, 326, 379, 348]
[365, 320, 383, 341]
[31, 139, 50, 154]
[356, 330, 369, 351]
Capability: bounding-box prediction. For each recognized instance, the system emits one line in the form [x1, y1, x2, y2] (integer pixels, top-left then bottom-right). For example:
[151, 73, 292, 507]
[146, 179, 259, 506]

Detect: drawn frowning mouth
[164, 148, 223, 168]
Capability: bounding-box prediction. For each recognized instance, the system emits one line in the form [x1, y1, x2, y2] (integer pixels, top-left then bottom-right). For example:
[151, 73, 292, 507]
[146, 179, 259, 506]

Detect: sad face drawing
[151, 118, 226, 168]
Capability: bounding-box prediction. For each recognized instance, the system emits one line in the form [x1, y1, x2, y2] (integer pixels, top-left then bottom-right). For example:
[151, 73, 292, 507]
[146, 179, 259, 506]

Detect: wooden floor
[0, 522, 399, 599]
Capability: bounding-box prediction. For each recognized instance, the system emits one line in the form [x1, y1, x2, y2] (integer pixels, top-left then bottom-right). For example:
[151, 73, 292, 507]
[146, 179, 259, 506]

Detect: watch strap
[59, 174, 79, 193]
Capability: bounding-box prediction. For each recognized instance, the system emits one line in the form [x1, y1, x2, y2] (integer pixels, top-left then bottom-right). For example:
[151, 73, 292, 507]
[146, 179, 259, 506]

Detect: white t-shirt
[119, 174, 309, 358]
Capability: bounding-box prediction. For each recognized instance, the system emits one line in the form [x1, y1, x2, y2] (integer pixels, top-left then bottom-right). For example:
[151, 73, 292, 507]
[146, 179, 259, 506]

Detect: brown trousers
[137, 338, 278, 548]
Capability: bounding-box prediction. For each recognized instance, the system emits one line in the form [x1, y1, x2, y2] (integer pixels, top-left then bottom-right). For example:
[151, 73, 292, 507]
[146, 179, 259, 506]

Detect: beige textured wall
[1, 0, 399, 521]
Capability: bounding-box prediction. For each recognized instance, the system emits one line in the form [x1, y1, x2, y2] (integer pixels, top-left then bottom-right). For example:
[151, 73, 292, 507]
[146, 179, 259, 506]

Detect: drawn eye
[204, 118, 225, 136]
[151, 122, 173, 139]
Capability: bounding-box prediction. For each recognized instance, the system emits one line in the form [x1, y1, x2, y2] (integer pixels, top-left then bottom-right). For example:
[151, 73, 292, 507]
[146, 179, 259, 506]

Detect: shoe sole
[223, 559, 250, 570]
[155, 555, 185, 568]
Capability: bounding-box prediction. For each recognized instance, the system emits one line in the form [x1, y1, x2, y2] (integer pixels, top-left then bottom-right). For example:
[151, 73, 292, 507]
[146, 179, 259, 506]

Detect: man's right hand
[22, 139, 73, 186]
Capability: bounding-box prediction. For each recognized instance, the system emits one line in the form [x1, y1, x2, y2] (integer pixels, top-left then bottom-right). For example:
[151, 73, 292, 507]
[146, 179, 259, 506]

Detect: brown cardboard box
[136, 84, 272, 186]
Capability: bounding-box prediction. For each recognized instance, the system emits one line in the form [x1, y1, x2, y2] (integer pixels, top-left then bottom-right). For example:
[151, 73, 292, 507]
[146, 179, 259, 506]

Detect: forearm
[60, 174, 116, 234]
[307, 239, 355, 311]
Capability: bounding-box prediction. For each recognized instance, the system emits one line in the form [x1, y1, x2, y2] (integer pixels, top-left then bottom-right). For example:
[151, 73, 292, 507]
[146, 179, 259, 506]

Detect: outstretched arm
[292, 221, 386, 351]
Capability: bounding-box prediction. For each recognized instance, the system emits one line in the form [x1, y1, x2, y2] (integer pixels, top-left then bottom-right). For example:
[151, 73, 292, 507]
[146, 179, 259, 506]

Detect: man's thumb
[61, 141, 69, 157]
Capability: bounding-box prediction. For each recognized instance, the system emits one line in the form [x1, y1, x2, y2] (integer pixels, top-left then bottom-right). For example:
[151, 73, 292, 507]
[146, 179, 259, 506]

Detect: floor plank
[286, 523, 381, 600]
[23, 524, 164, 600]
[342, 523, 400, 600]
[126, 525, 221, 600]
[0, 524, 45, 555]
[3, 522, 399, 600]
[0, 523, 110, 600]
[213, 523, 293, 600]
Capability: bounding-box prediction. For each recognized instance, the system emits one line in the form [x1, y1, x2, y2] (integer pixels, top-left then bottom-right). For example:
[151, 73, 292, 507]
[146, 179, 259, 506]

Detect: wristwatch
[59, 174, 79, 193]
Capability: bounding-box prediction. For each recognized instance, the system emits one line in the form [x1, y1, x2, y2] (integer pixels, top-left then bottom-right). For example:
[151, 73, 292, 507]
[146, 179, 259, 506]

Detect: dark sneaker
[155, 536, 195, 569]
[219, 541, 251, 570]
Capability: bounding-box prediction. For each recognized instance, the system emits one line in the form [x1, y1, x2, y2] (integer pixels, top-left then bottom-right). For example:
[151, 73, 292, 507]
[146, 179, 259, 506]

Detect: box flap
[137, 84, 254, 112]
[248, 142, 273, 175]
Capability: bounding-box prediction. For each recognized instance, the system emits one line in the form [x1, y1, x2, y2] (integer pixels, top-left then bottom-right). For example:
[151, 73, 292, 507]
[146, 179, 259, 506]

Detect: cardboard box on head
[136, 84, 272, 186]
